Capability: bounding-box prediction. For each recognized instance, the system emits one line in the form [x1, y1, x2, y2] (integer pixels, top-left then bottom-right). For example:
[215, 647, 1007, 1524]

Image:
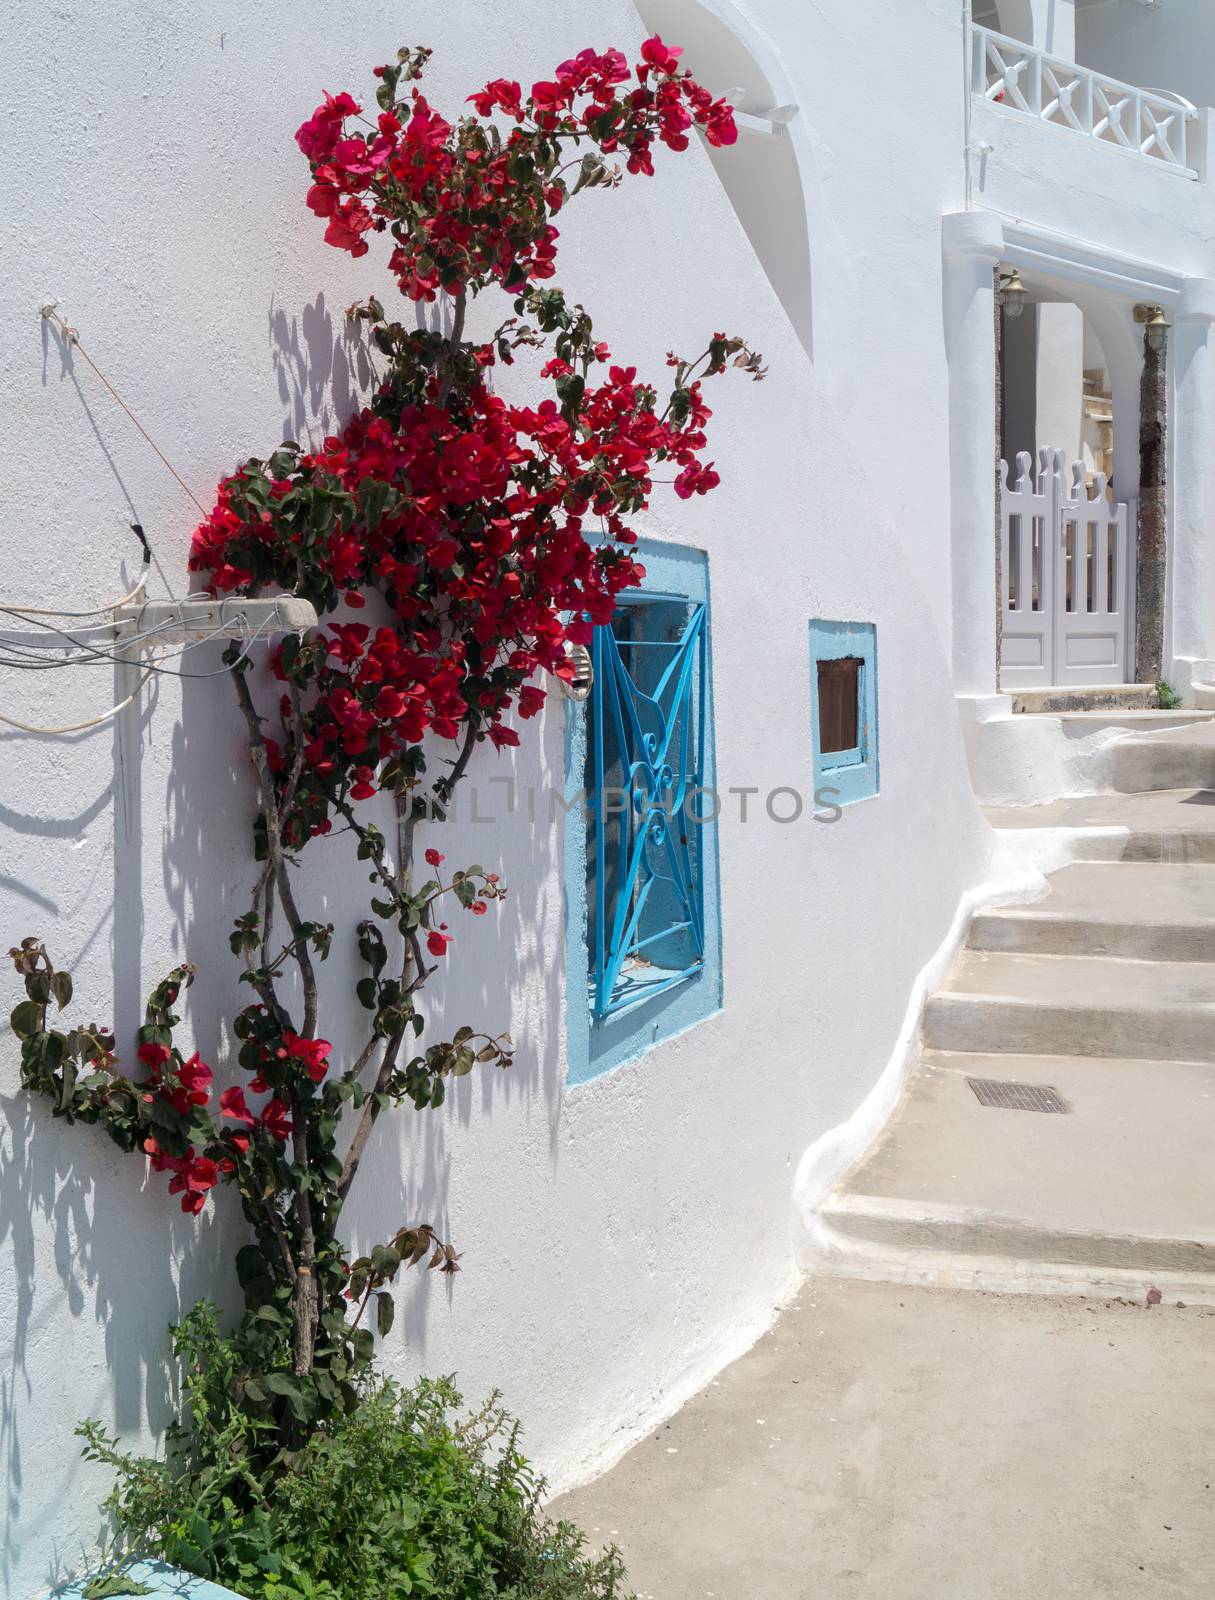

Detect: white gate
[1000, 448, 1134, 691]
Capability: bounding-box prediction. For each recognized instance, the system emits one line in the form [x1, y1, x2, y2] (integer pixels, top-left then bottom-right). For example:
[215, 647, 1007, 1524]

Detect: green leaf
[81, 1576, 154, 1599]
[10, 1000, 44, 1039]
[376, 1291, 395, 1339]
[59, 1054, 79, 1112]
[49, 970, 73, 1010]
[370, 1244, 401, 1277]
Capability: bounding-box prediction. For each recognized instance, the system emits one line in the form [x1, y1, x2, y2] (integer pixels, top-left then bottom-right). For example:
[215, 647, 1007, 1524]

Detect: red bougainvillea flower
[167, 1154, 220, 1215]
[219, 1084, 256, 1127]
[349, 765, 377, 801]
[424, 848, 444, 867]
[295, 90, 362, 160]
[673, 461, 721, 499]
[281, 1032, 333, 1083]
[516, 685, 546, 719]
[137, 1041, 171, 1071]
[260, 1097, 293, 1142]
[160, 1052, 213, 1114]
[426, 928, 453, 957]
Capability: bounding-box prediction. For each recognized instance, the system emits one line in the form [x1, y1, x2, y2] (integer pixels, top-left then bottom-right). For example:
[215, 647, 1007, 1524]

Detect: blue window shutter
[589, 597, 708, 1019]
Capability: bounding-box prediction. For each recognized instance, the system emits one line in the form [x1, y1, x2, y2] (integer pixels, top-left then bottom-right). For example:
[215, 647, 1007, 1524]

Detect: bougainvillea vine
[11, 37, 762, 1436]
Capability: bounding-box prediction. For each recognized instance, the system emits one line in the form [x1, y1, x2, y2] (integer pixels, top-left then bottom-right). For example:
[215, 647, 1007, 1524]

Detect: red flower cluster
[143, 1139, 220, 1215]
[132, 1019, 314, 1211]
[295, 38, 735, 302]
[189, 42, 762, 846]
[188, 340, 746, 832]
[280, 1032, 333, 1084]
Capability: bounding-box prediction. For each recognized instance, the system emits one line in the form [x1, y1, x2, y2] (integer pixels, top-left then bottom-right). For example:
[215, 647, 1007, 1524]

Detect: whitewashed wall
[0, 0, 1054, 1592]
[1077, 0, 1215, 113]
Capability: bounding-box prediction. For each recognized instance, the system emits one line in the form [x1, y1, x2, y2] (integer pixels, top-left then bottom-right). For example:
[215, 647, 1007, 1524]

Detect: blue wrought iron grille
[588, 593, 708, 1020]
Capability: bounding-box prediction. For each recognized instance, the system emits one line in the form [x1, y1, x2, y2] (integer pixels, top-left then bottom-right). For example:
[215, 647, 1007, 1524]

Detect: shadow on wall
[0, 678, 241, 1590]
[269, 291, 376, 448]
[337, 717, 569, 1362]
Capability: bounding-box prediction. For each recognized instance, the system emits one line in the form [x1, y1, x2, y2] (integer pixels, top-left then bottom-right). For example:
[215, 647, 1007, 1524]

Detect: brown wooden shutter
[817, 656, 862, 753]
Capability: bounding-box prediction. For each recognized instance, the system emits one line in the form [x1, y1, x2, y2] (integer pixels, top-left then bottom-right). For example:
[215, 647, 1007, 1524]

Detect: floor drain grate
[966, 1077, 1070, 1114]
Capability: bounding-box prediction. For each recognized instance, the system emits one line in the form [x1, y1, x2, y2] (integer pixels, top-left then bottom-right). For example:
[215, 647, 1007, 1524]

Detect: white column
[943, 212, 1007, 717]
[1169, 277, 1215, 693]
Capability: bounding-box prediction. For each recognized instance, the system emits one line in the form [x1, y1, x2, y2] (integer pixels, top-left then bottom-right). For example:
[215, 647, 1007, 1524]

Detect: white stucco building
[4, 1, 1215, 1591]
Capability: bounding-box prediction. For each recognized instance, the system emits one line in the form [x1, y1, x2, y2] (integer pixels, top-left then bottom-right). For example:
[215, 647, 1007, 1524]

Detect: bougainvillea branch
[10, 36, 761, 1437]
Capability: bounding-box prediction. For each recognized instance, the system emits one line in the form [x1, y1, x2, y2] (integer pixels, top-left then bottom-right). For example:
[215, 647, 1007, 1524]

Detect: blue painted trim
[48, 1558, 248, 1599]
[810, 619, 879, 806]
[565, 540, 722, 1085]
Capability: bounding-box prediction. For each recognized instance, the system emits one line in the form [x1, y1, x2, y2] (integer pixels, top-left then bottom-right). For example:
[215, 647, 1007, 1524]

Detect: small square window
[816, 656, 863, 755]
[810, 620, 878, 806]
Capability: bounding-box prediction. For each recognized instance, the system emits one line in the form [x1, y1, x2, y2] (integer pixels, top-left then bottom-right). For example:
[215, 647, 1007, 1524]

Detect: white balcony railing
[973, 26, 1199, 177]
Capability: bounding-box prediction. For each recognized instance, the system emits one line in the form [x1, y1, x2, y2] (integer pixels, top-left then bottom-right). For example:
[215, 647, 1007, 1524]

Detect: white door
[1000, 448, 1133, 691]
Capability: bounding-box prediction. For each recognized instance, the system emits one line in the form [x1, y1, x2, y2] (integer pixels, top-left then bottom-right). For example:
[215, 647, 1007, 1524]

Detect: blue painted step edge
[47, 1557, 248, 1600]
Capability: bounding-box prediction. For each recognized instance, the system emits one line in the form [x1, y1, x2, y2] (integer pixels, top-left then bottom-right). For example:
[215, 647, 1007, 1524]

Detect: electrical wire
[3, 576, 148, 619]
[0, 601, 288, 680]
[0, 667, 156, 735]
[0, 306, 293, 730]
[0, 611, 282, 734]
[0, 612, 185, 672]
[40, 304, 209, 518]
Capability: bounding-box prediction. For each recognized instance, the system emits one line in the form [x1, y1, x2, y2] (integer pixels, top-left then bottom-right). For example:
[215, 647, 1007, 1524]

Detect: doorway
[998, 293, 1134, 689]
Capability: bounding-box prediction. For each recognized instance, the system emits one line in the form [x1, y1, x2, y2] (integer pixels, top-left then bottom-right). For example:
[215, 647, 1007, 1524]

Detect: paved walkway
[551, 1278, 1215, 1599]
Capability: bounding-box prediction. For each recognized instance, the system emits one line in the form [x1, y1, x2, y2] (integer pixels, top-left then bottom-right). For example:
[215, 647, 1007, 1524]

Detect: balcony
[973, 25, 1200, 177]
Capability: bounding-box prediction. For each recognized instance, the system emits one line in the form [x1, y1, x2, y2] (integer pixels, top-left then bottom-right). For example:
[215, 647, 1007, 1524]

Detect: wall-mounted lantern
[1134, 303, 1170, 353]
[997, 267, 1028, 319]
[551, 640, 593, 702]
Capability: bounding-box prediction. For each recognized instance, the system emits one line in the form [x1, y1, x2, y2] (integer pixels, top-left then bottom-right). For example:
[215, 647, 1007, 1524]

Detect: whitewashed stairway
[814, 728, 1215, 1304]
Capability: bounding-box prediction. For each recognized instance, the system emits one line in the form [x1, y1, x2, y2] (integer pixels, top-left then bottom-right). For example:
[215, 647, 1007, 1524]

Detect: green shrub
[79, 1306, 632, 1600]
[1156, 680, 1183, 710]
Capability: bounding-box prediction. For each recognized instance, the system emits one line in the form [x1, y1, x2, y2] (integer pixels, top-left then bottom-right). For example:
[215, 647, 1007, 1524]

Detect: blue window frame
[565, 540, 721, 1084]
[810, 619, 879, 806]
[590, 593, 707, 1018]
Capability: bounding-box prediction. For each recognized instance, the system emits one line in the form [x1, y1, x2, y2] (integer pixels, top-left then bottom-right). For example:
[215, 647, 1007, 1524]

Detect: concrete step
[818, 1052, 1215, 1296]
[923, 948, 1215, 1060]
[1011, 685, 1160, 715]
[985, 788, 1215, 861]
[1108, 720, 1215, 793]
[970, 862, 1215, 960]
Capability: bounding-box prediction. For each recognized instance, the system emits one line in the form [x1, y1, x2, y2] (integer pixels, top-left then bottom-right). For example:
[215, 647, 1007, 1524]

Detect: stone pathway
[552, 1279, 1215, 1600]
